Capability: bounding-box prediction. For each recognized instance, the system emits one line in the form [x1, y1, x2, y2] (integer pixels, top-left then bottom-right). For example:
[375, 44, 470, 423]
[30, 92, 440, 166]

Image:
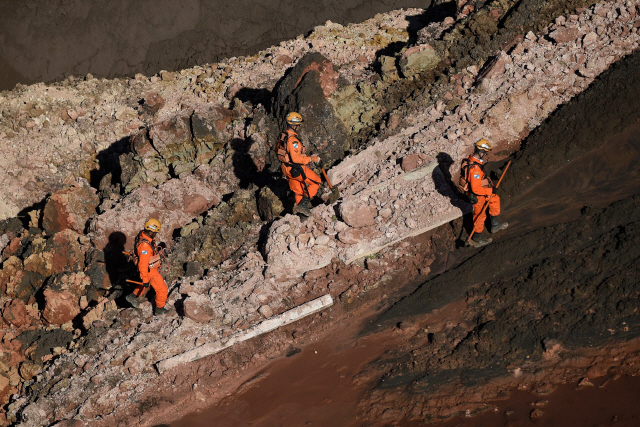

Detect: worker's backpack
[275, 132, 302, 178]
[132, 231, 162, 270]
[457, 158, 485, 203]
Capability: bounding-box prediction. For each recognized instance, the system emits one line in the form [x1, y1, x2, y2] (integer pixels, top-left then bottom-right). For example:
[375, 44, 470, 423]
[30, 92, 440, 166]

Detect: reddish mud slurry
[170, 327, 398, 427]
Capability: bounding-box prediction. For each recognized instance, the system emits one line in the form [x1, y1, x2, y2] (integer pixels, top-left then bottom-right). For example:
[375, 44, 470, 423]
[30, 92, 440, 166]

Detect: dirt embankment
[356, 48, 640, 424]
[0, 0, 432, 91]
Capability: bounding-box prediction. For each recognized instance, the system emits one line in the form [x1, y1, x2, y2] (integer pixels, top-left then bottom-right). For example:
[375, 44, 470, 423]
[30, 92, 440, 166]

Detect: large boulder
[256, 186, 285, 221]
[42, 184, 99, 235]
[47, 229, 85, 275]
[272, 52, 350, 169]
[2, 299, 32, 328]
[399, 44, 441, 77]
[42, 289, 81, 326]
[183, 294, 216, 323]
[338, 199, 377, 228]
[42, 273, 90, 326]
[121, 110, 232, 194]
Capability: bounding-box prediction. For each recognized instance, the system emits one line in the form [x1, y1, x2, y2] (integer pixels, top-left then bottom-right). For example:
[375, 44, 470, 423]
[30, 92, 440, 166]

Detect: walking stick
[466, 160, 511, 245]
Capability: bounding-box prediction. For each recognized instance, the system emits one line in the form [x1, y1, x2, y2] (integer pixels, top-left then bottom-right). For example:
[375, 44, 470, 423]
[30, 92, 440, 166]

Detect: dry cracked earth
[1, 0, 640, 426]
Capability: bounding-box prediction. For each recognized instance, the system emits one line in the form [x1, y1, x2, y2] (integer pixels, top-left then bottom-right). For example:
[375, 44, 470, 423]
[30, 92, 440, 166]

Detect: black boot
[490, 216, 509, 233]
[294, 196, 312, 217]
[126, 293, 143, 308]
[469, 231, 492, 247]
[154, 306, 169, 316]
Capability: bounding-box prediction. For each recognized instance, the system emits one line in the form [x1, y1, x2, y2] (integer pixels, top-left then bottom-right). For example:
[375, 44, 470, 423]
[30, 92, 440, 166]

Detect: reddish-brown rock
[42, 185, 99, 234]
[338, 200, 376, 228]
[2, 299, 31, 328]
[42, 289, 81, 326]
[549, 27, 583, 43]
[183, 294, 216, 323]
[0, 374, 10, 406]
[49, 229, 85, 275]
[401, 154, 421, 172]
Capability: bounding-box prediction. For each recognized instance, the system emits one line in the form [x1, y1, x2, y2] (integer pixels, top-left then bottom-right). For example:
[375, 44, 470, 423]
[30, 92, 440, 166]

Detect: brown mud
[412, 373, 640, 427]
[170, 322, 396, 427]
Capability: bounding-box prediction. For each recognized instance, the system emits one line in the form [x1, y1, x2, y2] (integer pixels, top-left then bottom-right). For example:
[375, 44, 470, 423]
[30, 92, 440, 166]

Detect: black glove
[316, 158, 323, 168]
[143, 282, 150, 288]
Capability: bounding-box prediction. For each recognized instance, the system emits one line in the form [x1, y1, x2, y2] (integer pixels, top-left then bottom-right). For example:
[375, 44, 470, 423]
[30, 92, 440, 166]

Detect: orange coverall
[467, 154, 501, 234]
[132, 231, 168, 308]
[280, 128, 321, 204]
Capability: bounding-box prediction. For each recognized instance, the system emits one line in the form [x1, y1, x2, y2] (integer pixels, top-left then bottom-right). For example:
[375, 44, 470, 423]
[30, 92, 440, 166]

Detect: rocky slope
[1, 0, 639, 425]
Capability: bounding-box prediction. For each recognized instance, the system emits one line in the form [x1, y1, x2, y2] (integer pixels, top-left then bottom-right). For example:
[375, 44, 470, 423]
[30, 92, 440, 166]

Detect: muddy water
[170, 127, 640, 426]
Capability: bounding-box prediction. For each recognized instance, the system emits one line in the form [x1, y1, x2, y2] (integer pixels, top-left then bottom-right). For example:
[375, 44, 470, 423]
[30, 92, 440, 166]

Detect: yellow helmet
[286, 112, 304, 125]
[474, 139, 492, 152]
[144, 218, 161, 233]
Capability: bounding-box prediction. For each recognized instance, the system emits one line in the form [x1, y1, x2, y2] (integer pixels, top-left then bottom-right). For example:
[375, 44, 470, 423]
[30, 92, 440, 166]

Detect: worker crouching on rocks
[462, 139, 509, 247]
[276, 112, 322, 217]
[125, 218, 170, 315]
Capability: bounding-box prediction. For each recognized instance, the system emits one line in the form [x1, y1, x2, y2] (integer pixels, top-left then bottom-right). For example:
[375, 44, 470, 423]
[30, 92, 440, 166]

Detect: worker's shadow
[103, 231, 139, 307]
[229, 137, 293, 215]
[433, 152, 475, 246]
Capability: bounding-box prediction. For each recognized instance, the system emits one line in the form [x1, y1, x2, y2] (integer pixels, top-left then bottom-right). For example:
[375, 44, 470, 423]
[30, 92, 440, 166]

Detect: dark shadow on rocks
[89, 136, 132, 196]
[433, 152, 469, 213]
[230, 137, 271, 190]
[374, 2, 456, 61]
[229, 136, 293, 215]
[15, 197, 47, 230]
[103, 231, 137, 307]
[235, 88, 273, 111]
[434, 152, 474, 247]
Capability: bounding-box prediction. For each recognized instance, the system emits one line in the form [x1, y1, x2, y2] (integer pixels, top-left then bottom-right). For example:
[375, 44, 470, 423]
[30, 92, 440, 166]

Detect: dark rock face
[0, 0, 431, 90]
[272, 52, 350, 169]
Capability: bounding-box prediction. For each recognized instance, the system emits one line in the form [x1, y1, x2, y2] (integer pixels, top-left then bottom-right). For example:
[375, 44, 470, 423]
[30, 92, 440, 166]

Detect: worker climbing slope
[125, 218, 170, 315]
[460, 139, 509, 247]
[276, 112, 322, 217]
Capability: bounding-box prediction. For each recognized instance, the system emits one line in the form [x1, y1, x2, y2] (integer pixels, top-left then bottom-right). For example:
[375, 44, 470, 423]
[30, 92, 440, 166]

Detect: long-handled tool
[127, 279, 151, 297]
[466, 160, 512, 245]
[321, 167, 341, 203]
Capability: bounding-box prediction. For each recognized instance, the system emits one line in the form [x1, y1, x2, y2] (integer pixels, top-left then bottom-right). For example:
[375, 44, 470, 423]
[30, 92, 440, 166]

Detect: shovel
[321, 167, 341, 204]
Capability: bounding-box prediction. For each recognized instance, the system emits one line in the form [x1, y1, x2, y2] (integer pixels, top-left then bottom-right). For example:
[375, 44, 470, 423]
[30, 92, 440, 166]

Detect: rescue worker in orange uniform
[125, 218, 169, 315]
[465, 139, 508, 247]
[276, 112, 322, 217]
